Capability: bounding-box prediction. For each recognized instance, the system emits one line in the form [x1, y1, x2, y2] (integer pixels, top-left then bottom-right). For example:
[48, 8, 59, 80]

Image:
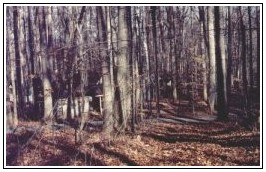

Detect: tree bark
[13, 6, 24, 118]
[248, 7, 254, 89]
[7, 7, 18, 129]
[74, 6, 86, 144]
[151, 6, 160, 117]
[199, 6, 208, 102]
[207, 7, 216, 115]
[214, 7, 228, 120]
[143, 10, 152, 117]
[65, 7, 75, 121]
[117, 6, 130, 131]
[256, 7, 260, 94]
[96, 6, 114, 136]
[227, 6, 232, 100]
[239, 7, 251, 125]
[38, 7, 53, 120]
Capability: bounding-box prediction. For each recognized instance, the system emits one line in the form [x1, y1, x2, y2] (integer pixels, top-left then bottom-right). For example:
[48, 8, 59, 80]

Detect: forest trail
[158, 101, 217, 124]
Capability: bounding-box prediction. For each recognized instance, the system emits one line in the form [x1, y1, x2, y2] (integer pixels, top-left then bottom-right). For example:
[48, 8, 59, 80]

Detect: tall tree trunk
[74, 6, 86, 144]
[151, 6, 160, 117]
[26, 6, 36, 106]
[13, 6, 24, 118]
[7, 7, 18, 129]
[159, 7, 166, 82]
[214, 7, 228, 120]
[199, 6, 208, 102]
[239, 7, 251, 127]
[173, 7, 181, 104]
[117, 6, 130, 131]
[168, 7, 178, 102]
[128, 7, 136, 132]
[134, 7, 142, 122]
[248, 7, 254, 89]
[227, 7, 232, 100]
[256, 7, 260, 94]
[97, 6, 114, 136]
[207, 7, 216, 115]
[65, 7, 75, 121]
[143, 12, 152, 117]
[110, 7, 120, 130]
[220, 7, 227, 110]
[39, 7, 53, 120]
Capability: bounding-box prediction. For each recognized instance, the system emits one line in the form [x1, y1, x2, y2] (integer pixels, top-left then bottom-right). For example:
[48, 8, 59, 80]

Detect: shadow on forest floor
[93, 142, 139, 166]
[141, 130, 260, 147]
[6, 118, 260, 166]
[6, 92, 260, 166]
[40, 139, 106, 166]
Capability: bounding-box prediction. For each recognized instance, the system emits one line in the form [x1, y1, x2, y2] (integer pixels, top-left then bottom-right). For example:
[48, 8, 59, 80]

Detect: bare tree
[142, 7, 152, 117]
[248, 7, 254, 89]
[239, 7, 257, 129]
[214, 6, 228, 120]
[227, 6, 233, 100]
[13, 6, 24, 118]
[65, 7, 75, 121]
[96, 6, 115, 136]
[207, 6, 216, 115]
[116, 6, 131, 131]
[199, 6, 208, 102]
[7, 7, 18, 129]
[38, 7, 53, 120]
[73, 6, 87, 144]
[151, 6, 160, 117]
[256, 6, 260, 94]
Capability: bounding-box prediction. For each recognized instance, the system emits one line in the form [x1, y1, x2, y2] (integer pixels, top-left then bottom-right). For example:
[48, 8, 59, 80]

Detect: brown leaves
[6, 117, 260, 166]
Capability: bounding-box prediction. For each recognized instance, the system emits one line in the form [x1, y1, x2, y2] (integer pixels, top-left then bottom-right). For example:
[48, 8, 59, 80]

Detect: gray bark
[97, 6, 114, 136]
[151, 6, 160, 117]
[199, 6, 208, 102]
[13, 6, 24, 117]
[248, 7, 254, 88]
[117, 6, 130, 130]
[214, 7, 228, 120]
[256, 7, 260, 93]
[40, 7, 53, 120]
[227, 7, 232, 99]
[207, 7, 216, 115]
[7, 7, 18, 129]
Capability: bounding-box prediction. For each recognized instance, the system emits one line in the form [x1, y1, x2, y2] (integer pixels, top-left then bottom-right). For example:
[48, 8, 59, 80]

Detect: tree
[116, 6, 131, 131]
[214, 6, 228, 120]
[73, 6, 87, 144]
[248, 7, 254, 89]
[227, 6, 233, 100]
[7, 7, 18, 129]
[26, 6, 37, 113]
[142, 7, 152, 117]
[38, 7, 53, 120]
[239, 7, 257, 130]
[199, 6, 208, 102]
[13, 6, 24, 118]
[239, 6, 249, 110]
[151, 6, 160, 117]
[96, 6, 114, 136]
[65, 7, 75, 121]
[256, 6, 260, 94]
[27, 7, 35, 76]
[128, 7, 136, 132]
[207, 6, 216, 115]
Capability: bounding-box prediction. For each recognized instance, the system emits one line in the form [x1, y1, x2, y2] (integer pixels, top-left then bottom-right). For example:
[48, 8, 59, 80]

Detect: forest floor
[6, 97, 260, 166]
